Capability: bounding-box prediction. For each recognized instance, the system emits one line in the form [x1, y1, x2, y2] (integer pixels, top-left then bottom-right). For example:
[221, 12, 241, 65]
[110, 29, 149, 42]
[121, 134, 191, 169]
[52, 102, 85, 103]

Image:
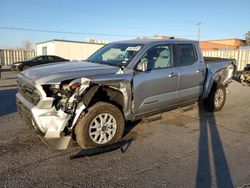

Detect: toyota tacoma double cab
[16, 39, 235, 149]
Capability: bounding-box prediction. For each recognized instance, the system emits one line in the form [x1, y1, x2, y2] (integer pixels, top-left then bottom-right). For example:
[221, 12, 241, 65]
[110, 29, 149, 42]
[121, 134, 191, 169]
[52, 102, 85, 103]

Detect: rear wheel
[22, 65, 30, 71]
[204, 84, 226, 112]
[74, 102, 125, 148]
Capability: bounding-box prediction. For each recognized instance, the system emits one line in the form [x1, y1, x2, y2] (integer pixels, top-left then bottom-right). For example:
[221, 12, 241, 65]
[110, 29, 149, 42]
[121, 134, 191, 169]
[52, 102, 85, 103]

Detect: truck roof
[113, 38, 198, 45]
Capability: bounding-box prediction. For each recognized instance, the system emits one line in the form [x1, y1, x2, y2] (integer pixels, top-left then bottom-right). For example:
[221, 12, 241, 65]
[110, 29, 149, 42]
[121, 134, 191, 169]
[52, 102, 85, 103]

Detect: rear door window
[173, 44, 197, 66]
[47, 56, 55, 62]
[41, 56, 49, 63]
[36, 56, 46, 62]
[53, 56, 63, 61]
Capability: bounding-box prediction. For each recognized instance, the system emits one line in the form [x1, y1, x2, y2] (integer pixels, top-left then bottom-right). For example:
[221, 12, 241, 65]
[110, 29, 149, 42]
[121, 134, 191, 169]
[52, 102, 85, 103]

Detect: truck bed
[204, 57, 235, 64]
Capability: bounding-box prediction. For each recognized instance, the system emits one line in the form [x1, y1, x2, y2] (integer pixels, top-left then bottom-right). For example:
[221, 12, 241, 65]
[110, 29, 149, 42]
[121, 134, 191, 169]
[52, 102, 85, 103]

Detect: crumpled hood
[20, 60, 120, 84]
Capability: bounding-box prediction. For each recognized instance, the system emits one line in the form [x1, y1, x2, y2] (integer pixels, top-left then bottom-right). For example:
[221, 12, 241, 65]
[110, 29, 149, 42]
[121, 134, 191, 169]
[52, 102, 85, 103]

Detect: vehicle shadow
[70, 121, 140, 159]
[0, 87, 17, 116]
[195, 102, 233, 188]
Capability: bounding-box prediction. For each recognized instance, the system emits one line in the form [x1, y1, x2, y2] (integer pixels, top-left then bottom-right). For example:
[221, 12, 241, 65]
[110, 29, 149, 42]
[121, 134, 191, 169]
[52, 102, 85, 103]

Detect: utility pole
[197, 22, 201, 41]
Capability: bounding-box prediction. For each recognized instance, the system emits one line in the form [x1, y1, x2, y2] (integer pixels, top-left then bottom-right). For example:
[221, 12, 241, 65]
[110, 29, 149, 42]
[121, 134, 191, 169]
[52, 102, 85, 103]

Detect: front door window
[140, 45, 172, 71]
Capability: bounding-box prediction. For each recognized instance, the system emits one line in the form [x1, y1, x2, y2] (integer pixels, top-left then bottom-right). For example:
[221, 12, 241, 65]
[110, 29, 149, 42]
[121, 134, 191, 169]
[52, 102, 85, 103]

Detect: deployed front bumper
[16, 93, 71, 149]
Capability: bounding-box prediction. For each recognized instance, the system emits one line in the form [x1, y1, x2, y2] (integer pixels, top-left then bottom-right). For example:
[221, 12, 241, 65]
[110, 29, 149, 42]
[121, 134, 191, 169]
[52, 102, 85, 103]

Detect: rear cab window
[173, 44, 197, 67]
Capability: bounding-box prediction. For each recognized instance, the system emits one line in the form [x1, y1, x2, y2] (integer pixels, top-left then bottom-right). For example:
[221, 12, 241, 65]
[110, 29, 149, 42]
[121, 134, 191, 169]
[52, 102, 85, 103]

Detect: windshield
[87, 43, 143, 67]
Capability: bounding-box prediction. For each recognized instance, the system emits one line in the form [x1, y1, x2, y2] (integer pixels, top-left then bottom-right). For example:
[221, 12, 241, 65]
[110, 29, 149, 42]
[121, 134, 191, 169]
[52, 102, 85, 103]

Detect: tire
[74, 102, 125, 148]
[22, 65, 30, 71]
[203, 83, 226, 112]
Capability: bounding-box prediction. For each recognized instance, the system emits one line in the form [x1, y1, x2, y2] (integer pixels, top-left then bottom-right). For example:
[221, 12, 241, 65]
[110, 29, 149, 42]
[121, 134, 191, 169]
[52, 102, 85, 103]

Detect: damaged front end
[240, 65, 250, 86]
[16, 76, 91, 149]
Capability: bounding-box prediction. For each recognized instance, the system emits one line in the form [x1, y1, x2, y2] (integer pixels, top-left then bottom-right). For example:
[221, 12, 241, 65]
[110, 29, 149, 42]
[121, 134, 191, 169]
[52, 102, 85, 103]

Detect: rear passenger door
[173, 44, 206, 103]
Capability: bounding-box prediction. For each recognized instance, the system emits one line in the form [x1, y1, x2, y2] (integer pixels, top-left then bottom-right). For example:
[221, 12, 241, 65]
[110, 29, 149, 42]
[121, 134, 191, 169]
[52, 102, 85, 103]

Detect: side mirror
[136, 58, 148, 72]
[96, 55, 103, 61]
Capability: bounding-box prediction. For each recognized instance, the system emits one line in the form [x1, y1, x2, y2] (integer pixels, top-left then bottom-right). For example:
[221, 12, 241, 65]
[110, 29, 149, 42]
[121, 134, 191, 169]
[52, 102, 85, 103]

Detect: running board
[178, 103, 197, 112]
[142, 113, 162, 123]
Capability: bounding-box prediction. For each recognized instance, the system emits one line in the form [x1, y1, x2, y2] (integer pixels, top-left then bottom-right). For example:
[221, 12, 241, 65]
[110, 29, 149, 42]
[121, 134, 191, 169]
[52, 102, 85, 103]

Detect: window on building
[42, 47, 47, 55]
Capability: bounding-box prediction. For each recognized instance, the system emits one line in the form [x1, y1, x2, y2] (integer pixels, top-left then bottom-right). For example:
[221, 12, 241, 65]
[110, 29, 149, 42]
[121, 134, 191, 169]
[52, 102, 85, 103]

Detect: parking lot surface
[0, 81, 250, 188]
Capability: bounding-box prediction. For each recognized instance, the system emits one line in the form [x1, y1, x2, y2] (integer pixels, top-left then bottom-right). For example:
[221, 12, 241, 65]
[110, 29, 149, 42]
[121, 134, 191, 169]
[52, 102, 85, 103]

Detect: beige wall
[36, 41, 104, 60]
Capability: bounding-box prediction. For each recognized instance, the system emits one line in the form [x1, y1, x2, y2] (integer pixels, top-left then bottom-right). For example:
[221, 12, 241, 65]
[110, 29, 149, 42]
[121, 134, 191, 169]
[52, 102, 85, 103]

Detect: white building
[36, 39, 106, 60]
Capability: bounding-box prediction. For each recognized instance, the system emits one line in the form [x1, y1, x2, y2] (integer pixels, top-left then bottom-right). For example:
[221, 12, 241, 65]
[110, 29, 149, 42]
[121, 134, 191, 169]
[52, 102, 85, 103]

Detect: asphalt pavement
[0, 81, 250, 187]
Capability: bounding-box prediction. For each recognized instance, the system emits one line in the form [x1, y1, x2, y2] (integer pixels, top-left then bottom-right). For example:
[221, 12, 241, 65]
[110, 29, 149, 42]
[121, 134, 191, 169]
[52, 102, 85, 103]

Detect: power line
[0, 26, 202, 40]
[6, 15, 196, 31]
[0, 26, 209, 41]
[0, 26, 138, 38]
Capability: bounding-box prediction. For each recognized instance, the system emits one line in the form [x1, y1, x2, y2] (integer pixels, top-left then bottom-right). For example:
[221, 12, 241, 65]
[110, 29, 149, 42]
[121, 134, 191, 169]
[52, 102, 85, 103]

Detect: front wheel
[74, 102, 125, 149]
[203, 84, 226, 112]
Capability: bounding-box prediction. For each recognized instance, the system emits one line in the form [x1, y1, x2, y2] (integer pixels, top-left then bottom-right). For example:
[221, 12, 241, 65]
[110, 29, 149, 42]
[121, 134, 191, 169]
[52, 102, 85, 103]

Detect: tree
[241, 31, 250, 46]
[21, 40, 33, 50]
[245, 31, 250, 41]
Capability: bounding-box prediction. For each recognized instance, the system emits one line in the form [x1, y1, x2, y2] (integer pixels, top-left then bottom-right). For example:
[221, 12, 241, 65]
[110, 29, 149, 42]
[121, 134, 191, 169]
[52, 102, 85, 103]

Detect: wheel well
[72, 85, 125, 141]
[83, 85, 124, 112]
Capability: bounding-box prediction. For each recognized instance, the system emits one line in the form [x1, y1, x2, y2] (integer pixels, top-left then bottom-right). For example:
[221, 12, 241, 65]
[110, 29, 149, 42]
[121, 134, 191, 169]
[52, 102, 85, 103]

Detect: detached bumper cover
[16, 93, 71, 149]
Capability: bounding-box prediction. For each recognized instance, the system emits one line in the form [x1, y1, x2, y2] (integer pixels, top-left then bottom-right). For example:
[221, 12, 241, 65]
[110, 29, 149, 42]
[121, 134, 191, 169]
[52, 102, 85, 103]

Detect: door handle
[168, 72, 178, 78]
[196, 69, 204, 73]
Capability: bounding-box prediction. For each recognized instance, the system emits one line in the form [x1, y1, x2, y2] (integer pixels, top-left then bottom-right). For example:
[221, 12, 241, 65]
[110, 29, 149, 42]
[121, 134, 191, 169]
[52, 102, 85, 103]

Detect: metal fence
[0, 49, 36, 67]
[203, 49, 250, 71]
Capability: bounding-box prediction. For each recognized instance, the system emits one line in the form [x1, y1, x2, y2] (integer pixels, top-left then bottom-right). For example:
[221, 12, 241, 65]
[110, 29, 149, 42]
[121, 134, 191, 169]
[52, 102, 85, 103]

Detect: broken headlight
[47, 78, 90, 113]
[68, 78, 90, 91]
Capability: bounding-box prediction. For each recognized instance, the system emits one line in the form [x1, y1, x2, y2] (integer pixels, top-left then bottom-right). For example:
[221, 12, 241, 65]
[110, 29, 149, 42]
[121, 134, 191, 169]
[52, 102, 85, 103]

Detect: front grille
[16, 97, 33, 126]
[17, 79, 40, 105]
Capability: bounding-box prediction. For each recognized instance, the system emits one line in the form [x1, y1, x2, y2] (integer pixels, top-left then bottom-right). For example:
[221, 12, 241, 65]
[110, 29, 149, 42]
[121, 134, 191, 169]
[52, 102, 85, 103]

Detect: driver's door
[133, 44, 179, 116]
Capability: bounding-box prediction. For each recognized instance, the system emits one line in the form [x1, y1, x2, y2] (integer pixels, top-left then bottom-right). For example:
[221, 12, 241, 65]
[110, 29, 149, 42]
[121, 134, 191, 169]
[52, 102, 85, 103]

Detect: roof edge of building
[36, 39, 106, 45]
[202, 38, 244, 42]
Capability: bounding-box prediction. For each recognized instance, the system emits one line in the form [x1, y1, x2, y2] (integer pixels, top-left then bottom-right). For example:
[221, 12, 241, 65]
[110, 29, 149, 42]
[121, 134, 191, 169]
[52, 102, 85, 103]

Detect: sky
[0, 0, 249, 48]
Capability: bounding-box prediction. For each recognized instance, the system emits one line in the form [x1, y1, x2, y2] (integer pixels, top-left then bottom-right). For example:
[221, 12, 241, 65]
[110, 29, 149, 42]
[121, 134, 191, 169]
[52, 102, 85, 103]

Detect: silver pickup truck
[16, 39, 235, 149]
